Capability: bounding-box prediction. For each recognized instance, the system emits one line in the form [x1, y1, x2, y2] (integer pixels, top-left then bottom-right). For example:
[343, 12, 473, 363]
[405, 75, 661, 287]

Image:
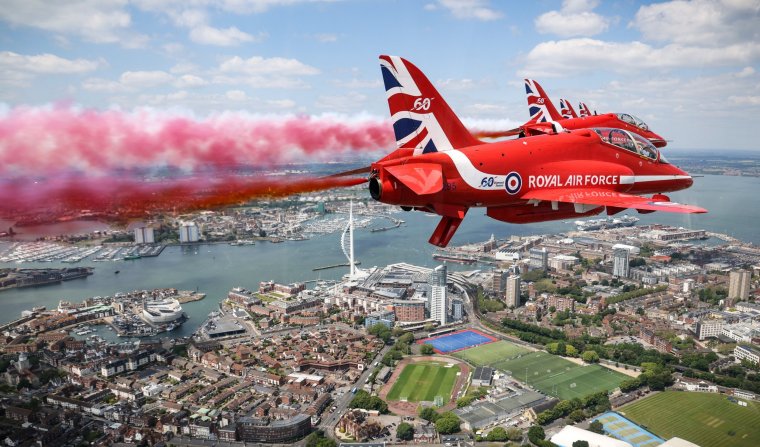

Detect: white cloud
[313, 33, 338, 43]
[219, 56, 320, 76]
[174, 74, 208, 88]
[0, 0, 147, 47]
[463, 103, 507, 115]
[170, 62, 199, 75]
[225, 89, 248, 101]
[119, 71, 174, 88]
[212, 74, 312, 89]
[535, 0, 610, 37]
[0, 51, 101, 74]
[428, 0, 503, 21]
[520, 38, 760, 77]
[729, 95, 760, 105]
[266, 99, 296, 109]
[315, 91, 368, 112]
[736, 66, 756, 78]
[632, 0, 760, 46]
[437, 78, 481, 90]
[82, 78, 126, 92]
[218, 0, 339, 14]
[189, 25, 261, 46]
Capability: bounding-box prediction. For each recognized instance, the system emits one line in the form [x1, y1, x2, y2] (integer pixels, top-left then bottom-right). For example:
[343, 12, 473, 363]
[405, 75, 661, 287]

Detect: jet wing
[521, 188, 707, 214]
[385, 163, 443, 196]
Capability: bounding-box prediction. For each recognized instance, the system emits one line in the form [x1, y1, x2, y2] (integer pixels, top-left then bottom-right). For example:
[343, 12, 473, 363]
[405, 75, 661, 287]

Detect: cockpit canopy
[616, 113, 649, 131]
[593, 128, 668, 163]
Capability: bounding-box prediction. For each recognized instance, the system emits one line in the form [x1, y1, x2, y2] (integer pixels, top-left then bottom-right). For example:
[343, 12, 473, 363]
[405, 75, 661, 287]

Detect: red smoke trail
[0, 105, 383, 221]
[0, 106, 394, 175]
[0, 175, 367, 222]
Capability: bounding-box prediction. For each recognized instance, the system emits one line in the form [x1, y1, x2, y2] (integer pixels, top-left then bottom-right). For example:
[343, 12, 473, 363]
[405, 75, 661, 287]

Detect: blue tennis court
[593, 412, 665, 447]
[419, 329, 496, 354]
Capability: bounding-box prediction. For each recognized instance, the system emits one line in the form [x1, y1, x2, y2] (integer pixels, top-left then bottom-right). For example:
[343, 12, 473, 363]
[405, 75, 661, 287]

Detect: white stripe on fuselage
[440, 150, 506, 190]
[620, 175, 691, 184]
[439, 151, 692, 191]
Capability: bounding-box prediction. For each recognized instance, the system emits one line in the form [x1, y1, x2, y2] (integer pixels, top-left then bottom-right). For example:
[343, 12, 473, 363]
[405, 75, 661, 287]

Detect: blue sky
[1, 0, 759, 150]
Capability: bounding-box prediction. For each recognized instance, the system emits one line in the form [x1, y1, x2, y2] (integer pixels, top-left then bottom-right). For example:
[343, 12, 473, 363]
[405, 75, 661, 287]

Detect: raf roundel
[505, 171, 522, 195]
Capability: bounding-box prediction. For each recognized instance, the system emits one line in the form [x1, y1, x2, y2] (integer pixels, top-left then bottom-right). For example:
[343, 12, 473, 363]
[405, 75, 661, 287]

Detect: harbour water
[0, 175, 757, 336]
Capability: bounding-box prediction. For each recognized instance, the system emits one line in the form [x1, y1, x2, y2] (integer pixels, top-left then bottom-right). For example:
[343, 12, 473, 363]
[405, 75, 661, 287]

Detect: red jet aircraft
[369, 55, 705, 247]
[523, 79, 667, 147]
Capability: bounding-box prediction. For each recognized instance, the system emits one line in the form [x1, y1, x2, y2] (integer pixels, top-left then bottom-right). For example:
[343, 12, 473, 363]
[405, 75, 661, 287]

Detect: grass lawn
[387, 361, 460, 402]
[493, 351, 628, 400]
[453, 340, 530, 367]
[621, 391, 760, 447]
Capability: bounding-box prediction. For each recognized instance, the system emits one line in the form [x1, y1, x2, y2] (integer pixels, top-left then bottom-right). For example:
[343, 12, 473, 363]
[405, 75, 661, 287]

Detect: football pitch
[621, 391, 760, 447]
[493, 351, 628, 400]
[453, 340, 530, 367]
[387, 361, 460, 402]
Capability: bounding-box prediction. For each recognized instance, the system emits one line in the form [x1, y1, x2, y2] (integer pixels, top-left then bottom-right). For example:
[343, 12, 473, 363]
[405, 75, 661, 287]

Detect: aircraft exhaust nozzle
[369, 177, 382, 200]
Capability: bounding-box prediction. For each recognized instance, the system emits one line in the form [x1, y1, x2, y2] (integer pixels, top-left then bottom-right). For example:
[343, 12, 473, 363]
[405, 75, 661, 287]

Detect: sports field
[594, 412, 664, 447]
[494, 351, 628, 400]
[621, 391, 760, 447]
[453, 340, 530, 367]
[419, 329, 496, 354]
[386, 361, 460, 402]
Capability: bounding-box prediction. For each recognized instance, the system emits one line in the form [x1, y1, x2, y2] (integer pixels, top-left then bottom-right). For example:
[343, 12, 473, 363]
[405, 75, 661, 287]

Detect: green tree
[568, 409, 586, 422]
[368, 323, 392, 343]
[435, 412, 461, 434]
[528, 425, 546, 443]
[421, 344, 435, 355]
[619, 377, 642, 392]
[588, 420, 604, 434]
[349, 390, 388, 413]
[581, 351, 600, 363]
[305, 430, 337, 447]
[396, 422, 414, 441]
[418, 406, 439, 422]
[506, 427, 523, 441]
[486, 426, 508, 441]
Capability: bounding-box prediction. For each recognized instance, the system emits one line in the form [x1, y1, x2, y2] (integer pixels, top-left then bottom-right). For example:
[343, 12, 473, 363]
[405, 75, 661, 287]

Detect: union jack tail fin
[524, 79, 563, 124]
[380, 55, 480, 154]
[559, 98, 578, 119]
[578, 101, 593, 117]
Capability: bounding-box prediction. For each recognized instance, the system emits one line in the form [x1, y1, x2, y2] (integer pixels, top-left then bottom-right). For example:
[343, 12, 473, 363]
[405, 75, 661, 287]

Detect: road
[319, 343, 393, 435]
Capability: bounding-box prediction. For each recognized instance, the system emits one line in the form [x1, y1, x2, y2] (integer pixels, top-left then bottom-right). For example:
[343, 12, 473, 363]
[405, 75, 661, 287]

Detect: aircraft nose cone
[684, 175, 693, 188]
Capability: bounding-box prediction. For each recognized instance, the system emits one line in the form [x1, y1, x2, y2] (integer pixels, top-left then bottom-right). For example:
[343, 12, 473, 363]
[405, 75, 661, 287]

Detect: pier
[313, 261, 361, 271]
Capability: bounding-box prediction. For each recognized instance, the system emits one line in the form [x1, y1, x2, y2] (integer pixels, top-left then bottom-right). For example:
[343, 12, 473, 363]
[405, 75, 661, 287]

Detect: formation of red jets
[346, 55, 706, 247]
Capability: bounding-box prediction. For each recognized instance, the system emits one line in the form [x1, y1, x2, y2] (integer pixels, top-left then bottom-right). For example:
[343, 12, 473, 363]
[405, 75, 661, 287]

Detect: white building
[529, 247, 548, 270]
[134, 226, 155, 244]
[721, 323, 760, 343]
[612, 243, 640, 256]
[505, 275, 521, 308]
[179, 222, 200, 243]
[695, 319, 724, 340]
[613, 247, 630, 278]
[451, 299, 463, 321]
[142, 298, 184, 323]
[549, 254, 579, 271]
[735, 345, 760, 365]
[430, 285, 447, 325]
[729, 270, 751, 301]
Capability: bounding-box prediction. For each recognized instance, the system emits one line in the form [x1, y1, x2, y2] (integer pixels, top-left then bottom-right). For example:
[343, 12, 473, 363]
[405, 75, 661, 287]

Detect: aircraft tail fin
[559, 98, 578, 119]
[380, 55, 480, 154]
[578, 101, 593, 117]
[524, 79, 563, 124]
